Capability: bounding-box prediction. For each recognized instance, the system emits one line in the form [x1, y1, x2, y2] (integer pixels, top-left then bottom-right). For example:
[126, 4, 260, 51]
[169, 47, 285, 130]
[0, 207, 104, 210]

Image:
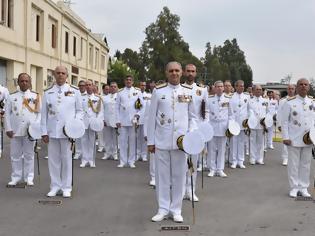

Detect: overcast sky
[71, 0, 315, 83]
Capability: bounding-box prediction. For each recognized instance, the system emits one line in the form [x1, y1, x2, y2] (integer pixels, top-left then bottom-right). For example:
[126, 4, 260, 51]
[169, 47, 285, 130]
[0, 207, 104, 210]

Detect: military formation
[1, 63, 314, 224]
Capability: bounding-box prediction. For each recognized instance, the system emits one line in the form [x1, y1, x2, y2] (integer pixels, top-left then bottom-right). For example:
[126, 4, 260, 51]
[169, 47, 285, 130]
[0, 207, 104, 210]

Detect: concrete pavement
[0, 139, 315, 236]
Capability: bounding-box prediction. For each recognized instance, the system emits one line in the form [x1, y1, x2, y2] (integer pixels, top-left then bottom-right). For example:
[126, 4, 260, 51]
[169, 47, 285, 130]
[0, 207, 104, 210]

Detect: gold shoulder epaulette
[308, 95, 313, 99]
[44, 86, 53, 92]
[156, 83, 167, 89]
[287, 96, 296, 101]
[135, 87, 141, 91]
[10, 90, 18, 95]
[70, 85, 78, 90]
[181, 84, 192, 90]
[196, 83, 205, 88]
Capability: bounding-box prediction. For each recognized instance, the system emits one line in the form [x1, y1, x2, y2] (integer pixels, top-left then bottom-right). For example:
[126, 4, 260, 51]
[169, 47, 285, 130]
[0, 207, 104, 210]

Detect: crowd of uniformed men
[0, 62, 314, 223]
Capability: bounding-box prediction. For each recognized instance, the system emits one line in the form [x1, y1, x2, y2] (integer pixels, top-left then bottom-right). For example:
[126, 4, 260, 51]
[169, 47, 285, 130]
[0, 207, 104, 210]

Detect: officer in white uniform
[266, 91, 278, 149]
[229, 80, 250, 169]
[97, 84, 110, 152]
[41, 66, 83, 198]
[148, 61, 197, 223]
[116, 75, 144, 168]
[80, 80, 104, 168]
[183, 64, 209, 202]
[248, 85, 269, 165]
[102, 81, 119, 160]
[0, 83, 9, 157]
[282, 78, 314, 198]
[277, 84, 296, 166]
[5, 73, 40, 186]
[136, 81, 149, 161]
[207, 81, 232, 177]
[74, 80, 87, 160]
[143, 81, 155, 186]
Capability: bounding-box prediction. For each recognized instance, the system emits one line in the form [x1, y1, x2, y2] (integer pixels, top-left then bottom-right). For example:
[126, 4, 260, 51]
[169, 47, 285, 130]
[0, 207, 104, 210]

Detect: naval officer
[266, 90, 278, 149]
[80, 80, 104, 168]
[277, 84, 296, 166]
[41, 66, 83, 198]
[5, 73, 40, 186]
[136, 81, 149, 161]
[147, 61, 197, 223]
[229, 80, 249, 169]
[248, 85, 269, 165]
[116, 75, 144, 168]
[207, 80, 232, 177]
[282, 78, 314, 198]
[102, 81, 119, 160]
[183, 64, 209, 202]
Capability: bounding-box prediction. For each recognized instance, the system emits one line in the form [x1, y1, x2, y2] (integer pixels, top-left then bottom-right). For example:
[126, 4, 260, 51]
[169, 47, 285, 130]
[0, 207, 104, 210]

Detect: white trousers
[244, 133, 249, 154]
[75, 138, 82, 156]
[103, 126, 117, 156]
[48, 138, 72, 192]
[119, 126, 136, 165]
[155, 149, 186, 215]
[267, 126, 274, 147]
[231, 131, 245, 165]
[287, 146, 312, 191]
[149, 152, 155, 180]
[281, 144, 288, 162]
[136, 125, 147, 159]
[10, 136, 35, 182]
[185, 154, 198, 195]
[97, 130, 104, 149]
[250, 130, 264, 162]
[207, 136, 227, 171]
[81, 129, 96, 164]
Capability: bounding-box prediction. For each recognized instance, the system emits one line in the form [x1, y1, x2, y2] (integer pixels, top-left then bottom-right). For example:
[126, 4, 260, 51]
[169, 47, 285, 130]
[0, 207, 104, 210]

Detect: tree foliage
[111, 6, 252, 87]
[202, 39, 252, 87]
[107, 59, 138, 88]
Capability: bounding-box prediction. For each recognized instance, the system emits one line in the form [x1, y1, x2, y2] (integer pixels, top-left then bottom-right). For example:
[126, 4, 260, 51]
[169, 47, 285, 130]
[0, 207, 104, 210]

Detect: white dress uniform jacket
[116, 87, 144, 126]
[82, 93, 104, 129]
[248, 96, 269, 130]
[103, 93, 118, 128]
[147, 83, 198, 150]
[282, 95, 315, 147]
[41, 84, 83, 138]
[184, 82, 209, 122]
[5, 90, 40, 136]
[229, 92, 250, 130]
[208, 94, 233, 136]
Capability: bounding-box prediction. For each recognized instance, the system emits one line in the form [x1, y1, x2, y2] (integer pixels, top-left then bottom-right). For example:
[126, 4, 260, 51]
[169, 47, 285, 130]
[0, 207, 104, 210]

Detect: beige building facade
[0, 0, 109, 93]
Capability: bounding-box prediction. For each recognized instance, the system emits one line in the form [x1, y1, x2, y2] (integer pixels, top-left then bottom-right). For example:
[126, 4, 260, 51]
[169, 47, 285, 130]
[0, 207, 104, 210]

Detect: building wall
[0, 0, 109, 93]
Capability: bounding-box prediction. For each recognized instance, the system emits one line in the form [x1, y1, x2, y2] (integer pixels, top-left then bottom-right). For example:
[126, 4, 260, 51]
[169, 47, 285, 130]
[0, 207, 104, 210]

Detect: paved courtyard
[0, 139, 314, 236]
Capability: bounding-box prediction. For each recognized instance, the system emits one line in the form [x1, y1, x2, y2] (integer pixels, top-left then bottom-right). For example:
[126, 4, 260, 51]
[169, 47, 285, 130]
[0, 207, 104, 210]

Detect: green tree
[202, 39, 252, 87]
[139, 6, 202, 82]
[107, 58, 138, 88]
